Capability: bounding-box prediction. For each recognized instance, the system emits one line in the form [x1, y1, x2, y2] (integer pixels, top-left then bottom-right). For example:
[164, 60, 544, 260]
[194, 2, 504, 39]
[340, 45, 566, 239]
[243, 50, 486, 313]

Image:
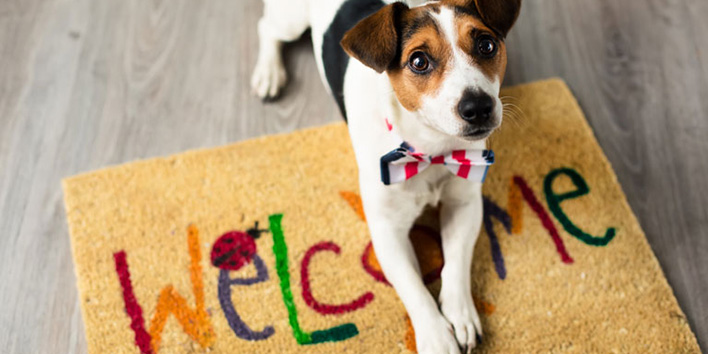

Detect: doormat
[63, 79, 699, 353]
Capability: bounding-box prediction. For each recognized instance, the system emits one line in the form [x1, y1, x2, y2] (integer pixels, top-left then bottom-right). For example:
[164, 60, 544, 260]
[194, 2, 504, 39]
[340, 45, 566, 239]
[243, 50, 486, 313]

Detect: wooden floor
[0, 0, 706, 352]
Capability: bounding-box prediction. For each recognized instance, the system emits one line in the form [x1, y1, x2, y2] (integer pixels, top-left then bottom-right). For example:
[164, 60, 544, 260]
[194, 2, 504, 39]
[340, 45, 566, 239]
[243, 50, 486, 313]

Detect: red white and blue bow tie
[380, 141, 495, 185]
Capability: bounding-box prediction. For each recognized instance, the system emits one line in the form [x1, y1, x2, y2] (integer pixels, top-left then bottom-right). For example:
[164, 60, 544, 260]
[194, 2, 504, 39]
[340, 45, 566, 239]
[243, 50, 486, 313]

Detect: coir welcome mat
[63, 79, 699, 353]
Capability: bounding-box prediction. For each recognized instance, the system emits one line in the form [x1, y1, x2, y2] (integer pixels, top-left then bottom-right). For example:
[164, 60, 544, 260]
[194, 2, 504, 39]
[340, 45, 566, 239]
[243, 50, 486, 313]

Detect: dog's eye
[408, 52, 431, 74]
[476, 36, 497, 57]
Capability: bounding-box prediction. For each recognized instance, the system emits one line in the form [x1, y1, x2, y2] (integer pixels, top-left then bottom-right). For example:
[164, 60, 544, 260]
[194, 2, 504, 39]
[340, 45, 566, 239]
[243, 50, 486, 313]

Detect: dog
[251, 0, 521, 352]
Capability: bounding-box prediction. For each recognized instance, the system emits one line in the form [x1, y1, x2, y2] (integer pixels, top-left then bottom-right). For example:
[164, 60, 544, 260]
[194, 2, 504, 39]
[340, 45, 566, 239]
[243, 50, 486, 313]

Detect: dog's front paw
[413, 315, 461, 354]
[439, 294, 483, 353]
[250, 50, 287, 100]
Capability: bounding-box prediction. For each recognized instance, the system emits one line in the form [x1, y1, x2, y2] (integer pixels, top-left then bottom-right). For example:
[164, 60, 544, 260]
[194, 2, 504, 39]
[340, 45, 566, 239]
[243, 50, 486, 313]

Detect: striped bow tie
[380, 142, 495, 185]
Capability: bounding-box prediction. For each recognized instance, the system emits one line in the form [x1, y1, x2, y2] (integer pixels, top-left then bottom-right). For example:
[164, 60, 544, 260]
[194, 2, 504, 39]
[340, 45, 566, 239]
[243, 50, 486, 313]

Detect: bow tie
[380, 142, 495, 185]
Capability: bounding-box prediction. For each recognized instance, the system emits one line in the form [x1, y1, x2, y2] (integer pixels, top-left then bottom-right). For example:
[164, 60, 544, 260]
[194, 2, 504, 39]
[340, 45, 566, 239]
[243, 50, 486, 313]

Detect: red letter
[301, 241, 374, 315]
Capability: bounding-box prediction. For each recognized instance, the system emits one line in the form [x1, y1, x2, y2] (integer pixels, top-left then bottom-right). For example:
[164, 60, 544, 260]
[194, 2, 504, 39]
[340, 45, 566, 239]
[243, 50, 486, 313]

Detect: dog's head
[341, 0, 521, 140]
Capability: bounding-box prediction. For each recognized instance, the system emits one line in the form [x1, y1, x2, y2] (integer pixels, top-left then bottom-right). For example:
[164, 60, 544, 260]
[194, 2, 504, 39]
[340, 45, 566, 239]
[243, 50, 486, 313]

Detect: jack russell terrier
[251, 0, 520, 352]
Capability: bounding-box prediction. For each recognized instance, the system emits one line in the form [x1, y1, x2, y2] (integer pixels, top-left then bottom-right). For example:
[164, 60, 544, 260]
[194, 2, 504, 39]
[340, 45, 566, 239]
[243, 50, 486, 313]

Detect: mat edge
[60, 179, 101, 354]
[60, 121, 348, 187]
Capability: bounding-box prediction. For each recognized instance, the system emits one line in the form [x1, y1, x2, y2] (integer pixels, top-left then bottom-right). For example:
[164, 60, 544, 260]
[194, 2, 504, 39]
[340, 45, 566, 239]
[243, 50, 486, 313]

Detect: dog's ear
[473, 0, 521, 37]
[341, 2, 409, 73]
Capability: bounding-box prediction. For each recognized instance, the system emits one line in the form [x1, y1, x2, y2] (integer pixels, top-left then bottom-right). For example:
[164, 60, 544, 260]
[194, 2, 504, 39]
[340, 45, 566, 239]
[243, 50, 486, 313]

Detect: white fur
[421, 7, 503, 137]
[252, 1, 504, 352]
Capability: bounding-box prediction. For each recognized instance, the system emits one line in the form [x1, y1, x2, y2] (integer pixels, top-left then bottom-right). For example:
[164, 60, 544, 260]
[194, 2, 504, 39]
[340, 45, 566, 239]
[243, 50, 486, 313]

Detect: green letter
[269, 214, 359, 345]
[544, 168, 616, 246]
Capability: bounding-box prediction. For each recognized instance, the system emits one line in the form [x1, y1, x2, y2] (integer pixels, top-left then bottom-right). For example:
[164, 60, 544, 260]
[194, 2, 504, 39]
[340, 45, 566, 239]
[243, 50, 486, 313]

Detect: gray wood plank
[0, 0, 705, 353]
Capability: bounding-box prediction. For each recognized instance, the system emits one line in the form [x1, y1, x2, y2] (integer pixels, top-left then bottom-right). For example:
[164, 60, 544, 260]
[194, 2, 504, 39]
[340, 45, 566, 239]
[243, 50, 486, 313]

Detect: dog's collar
[380, 118, 495, 185]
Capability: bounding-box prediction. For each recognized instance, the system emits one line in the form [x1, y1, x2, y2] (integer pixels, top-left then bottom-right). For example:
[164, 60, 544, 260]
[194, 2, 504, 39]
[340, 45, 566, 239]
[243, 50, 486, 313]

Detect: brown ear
[473, 0, 521, 37]
[340, 2, 409, 73]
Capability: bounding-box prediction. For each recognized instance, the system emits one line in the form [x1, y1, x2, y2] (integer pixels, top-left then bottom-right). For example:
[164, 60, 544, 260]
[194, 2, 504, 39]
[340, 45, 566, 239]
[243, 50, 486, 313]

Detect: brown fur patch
[454, 12, 508, 82]
[340, 2, 408, 73]
[387, 5, 451, 111]
[440, 0, 521, 37]
[386, 3, 509, 111]
[441, 0, 475, 8]
[473, 0, 522, 37]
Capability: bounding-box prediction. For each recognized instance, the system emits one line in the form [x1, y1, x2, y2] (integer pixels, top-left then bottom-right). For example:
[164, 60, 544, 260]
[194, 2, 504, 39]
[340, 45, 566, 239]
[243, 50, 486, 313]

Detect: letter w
[113, 225, 215, 354]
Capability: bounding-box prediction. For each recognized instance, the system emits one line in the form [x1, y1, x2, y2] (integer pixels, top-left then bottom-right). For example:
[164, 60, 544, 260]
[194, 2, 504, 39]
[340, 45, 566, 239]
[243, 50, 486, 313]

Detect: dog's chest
[401, 166, 458, 206]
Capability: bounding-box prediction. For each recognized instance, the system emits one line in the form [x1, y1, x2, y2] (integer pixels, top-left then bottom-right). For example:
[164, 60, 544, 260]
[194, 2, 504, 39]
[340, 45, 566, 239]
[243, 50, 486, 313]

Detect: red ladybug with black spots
[210, 221, 268, 271]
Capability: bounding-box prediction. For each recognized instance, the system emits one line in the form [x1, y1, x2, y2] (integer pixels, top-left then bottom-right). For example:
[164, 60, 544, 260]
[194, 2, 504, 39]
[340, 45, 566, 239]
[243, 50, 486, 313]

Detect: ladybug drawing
[210, 221, 268, 271]
[212, 220, 274, 341]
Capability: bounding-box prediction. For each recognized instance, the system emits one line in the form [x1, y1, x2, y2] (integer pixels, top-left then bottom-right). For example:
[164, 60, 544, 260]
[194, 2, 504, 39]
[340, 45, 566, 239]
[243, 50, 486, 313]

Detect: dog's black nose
[457, 91, 494, 123]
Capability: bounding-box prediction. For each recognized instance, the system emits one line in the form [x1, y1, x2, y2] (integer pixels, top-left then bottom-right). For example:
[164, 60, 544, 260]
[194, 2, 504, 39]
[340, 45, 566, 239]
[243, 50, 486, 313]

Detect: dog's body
[252, 1, 520, 352]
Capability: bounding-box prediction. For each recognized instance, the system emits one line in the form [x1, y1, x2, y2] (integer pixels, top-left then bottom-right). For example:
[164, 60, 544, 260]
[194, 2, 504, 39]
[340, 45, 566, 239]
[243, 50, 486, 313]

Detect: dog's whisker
[502, 103, 526, 129]
[500, 96, 520, 106]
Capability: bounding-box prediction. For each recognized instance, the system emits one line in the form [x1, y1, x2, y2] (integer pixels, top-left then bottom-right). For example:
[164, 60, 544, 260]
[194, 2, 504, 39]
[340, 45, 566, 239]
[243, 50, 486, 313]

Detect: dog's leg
[363, 188, 461, 354]
[251, 0, 309, 99]
[438, 185, 484, 353]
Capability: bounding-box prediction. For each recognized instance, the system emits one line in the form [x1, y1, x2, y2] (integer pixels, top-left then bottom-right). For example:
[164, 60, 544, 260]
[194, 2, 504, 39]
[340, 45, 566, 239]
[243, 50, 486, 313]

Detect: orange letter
[148, 225, 215, 352]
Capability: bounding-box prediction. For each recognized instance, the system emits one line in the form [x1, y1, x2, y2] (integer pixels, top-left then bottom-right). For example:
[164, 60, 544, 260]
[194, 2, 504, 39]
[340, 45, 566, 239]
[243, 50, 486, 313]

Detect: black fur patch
[322, 0, 386, 121]
[402, 12, 438, 45]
